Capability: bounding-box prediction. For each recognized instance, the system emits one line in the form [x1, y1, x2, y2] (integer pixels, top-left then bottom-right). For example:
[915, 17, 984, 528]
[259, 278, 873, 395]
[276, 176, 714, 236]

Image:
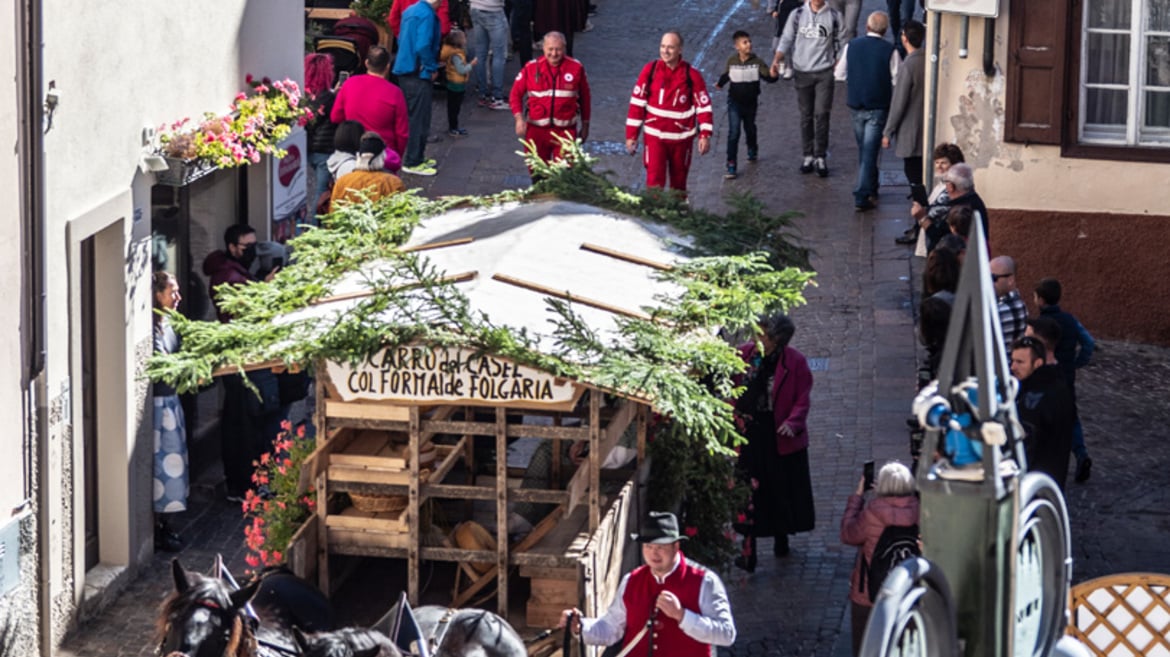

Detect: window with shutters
[1079, 0, 1170, 146]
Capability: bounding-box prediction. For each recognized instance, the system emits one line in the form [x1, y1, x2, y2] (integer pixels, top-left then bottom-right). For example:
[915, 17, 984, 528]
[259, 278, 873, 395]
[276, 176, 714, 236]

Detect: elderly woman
[910, 142, 964, 256]
[732, 313, 815, 572]
[152, 271, 188, 552]
[840, 462, 920, 656]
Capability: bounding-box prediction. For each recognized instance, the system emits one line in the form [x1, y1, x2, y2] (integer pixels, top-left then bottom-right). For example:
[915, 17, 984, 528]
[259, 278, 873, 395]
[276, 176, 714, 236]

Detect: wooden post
[495, 407, 509, 617]
[316, 472, 329, 594]
[589, 390, 601, 531]
[552, 412, 562, 488]
[315, 376, 328, 447]
[408, 406, 421, 605]
[636, 405, 648, 465]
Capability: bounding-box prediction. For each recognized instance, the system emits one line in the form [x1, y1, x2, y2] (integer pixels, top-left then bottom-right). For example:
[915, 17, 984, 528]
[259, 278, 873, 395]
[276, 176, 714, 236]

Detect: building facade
[927, 0, 1169, 344]
[0, 1, 302, 653]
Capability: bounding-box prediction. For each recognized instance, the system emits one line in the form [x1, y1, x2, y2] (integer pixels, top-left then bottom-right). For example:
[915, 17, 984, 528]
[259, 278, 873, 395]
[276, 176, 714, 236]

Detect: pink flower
[245, 554, 260, 568]
[684, 526, 698, 537]
[736, 513, 746, 523]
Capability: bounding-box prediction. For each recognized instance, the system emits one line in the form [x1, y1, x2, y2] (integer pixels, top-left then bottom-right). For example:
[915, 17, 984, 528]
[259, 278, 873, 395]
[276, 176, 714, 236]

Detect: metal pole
[925, 10, 942, 188]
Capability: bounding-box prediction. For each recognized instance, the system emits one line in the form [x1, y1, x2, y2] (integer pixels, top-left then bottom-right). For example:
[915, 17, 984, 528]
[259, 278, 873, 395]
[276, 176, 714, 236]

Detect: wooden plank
[315, 378, 329, 448]
[529, 578, 580, 604]
[579, 242, 674, 271]
[330, 543, 409, 558]
[427, 436, 466, 485]
[287, 514, 319, 583]
[422, 419, 591, 440]
[566, 398, 637, 515]
[326, 400, 411, 422]
[401, 236, 474, 253]
[326, 506, 408, 531]
[496, 407, 509, 617]
[589, 392, 601, 532]
[310, 271, 477, 307]
[316, 472, 330, 594]
[305, 7, 352, 20]
[636, 405, 647, 465]
[408, 406, 421, 606]
[519, 565, 577, 580]
[581, 478, 637, 620]
[211, 358, 288, 378]
[324, 417, 411, 432]
[492, 273, 653, 321]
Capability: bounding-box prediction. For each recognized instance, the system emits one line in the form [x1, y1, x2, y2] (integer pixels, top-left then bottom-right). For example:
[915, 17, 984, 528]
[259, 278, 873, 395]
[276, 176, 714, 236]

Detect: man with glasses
[1010, 336, 1076, 490]
[991, 255, 1027, 349]
[203, 225, 283, 503]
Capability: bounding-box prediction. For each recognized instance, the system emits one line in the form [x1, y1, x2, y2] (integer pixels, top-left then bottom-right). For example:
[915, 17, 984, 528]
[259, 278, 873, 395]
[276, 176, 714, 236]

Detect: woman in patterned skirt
[152, 271, 188, 552]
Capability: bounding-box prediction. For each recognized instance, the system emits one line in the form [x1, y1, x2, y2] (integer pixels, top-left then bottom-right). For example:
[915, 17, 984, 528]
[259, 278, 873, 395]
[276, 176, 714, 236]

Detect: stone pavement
[61, 0, 1170, 655]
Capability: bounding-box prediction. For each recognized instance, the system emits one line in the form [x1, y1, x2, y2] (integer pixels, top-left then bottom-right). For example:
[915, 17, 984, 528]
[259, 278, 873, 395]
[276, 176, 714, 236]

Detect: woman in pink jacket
[840, 461, 920, 656]
[733, 313, 815, 572]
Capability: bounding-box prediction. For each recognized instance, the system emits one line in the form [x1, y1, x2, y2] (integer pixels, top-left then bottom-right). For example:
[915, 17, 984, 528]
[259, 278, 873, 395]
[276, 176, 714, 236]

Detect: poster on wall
[271, 129, 307, 244]
[924, 0, 998, 17]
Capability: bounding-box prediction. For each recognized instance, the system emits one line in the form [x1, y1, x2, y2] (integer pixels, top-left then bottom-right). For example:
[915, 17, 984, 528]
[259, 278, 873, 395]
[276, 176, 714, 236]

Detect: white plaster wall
[37, 0, 303, 624]
[0, 0, 26, 513]
[928, 6, 1169, 215]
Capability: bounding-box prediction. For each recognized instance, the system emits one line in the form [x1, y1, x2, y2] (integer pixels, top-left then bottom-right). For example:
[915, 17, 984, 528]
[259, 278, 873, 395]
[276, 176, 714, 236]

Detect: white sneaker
[488, 98, 510, 111]
[401, 163, 437, 176]
[782, 63, 794, 79]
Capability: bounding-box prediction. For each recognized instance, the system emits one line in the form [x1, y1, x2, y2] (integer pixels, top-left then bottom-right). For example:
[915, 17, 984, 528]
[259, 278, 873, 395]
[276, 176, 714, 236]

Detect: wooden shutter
[1004, 0, 1069, 144]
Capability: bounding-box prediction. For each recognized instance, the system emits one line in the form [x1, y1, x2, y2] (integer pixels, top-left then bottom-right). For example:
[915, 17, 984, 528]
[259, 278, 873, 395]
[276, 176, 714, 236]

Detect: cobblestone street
[60, 0, 1170, 655]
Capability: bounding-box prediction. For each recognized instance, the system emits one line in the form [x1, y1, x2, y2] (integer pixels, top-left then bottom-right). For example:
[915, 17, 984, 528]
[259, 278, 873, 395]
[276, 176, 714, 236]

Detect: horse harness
[157, 597, 298, 657]
[423, 607, 460, 656]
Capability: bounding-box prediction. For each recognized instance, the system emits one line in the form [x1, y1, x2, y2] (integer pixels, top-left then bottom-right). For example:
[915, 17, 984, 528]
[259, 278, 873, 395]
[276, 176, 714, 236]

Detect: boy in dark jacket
[716, 30, 778, 179]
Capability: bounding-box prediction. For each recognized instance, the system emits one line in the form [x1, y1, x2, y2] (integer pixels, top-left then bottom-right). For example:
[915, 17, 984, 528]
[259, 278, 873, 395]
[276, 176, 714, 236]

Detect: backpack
[861, 524, 921, 602]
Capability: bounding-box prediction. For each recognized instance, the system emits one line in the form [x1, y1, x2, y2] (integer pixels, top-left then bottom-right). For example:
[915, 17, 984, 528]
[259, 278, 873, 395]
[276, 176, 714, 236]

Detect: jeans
[851, 107, 887, 204]
[309, 151, 331, 205]
[510, 0, 533, 63]
[794, 68, 835, 158]
[400, 75, 433, 167]
[726, 99, 758, 163]
[828, 0, 862, 41]
[888, 0, 918, 55]
[471, 7, 509, 99]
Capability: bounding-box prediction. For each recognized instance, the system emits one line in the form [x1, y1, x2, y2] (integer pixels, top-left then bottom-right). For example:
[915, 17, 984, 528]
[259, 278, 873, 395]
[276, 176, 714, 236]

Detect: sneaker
[477, 96, 493, 108]
[747, 150, 758, 162]
[401, 163, 438, 176]
[581, 19, 594, 32]
[799, 156, 815, 174]
[814, 157, 829, 177]
[488, 97, 510, 111]
[855, 199, 876, 212]
[448, 128, 469, 137]
[423, 158, 437, 168]
[1075, 457, 1093, 483]
[724, 162, 737, 179]
[895, 228, 919, 245]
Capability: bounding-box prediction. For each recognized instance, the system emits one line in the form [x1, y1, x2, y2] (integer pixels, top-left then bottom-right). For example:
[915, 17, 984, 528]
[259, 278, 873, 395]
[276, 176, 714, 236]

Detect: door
[81, 236, 99, 570]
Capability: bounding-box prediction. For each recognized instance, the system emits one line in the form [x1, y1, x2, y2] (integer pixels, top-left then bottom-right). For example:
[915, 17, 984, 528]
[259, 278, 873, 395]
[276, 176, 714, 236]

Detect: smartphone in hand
[863, 460, 875, 491]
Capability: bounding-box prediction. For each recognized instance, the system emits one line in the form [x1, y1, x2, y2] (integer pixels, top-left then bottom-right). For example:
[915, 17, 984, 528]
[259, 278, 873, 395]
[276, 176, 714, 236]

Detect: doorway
[81, 236, 98, 570]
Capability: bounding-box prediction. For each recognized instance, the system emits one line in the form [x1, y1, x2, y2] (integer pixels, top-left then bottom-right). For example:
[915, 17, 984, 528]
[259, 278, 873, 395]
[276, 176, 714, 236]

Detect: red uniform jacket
[626, 60, 713, 142]
[509, 56, 591, 129]
[622, 557, 708, 657]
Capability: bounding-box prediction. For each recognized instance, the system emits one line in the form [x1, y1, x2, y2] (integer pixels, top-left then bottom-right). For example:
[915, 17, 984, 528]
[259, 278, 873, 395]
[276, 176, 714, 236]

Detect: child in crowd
[440, 30, 478, 137]
[715, 30, 778, 179]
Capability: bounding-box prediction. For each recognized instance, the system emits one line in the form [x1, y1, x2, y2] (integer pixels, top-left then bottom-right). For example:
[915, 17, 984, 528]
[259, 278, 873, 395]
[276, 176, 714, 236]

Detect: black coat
[1017, 365, 1076, 490]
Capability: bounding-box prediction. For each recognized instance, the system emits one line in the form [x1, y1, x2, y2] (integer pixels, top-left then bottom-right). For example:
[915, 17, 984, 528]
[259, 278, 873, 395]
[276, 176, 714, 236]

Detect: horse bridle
[157, 598, 250, 657]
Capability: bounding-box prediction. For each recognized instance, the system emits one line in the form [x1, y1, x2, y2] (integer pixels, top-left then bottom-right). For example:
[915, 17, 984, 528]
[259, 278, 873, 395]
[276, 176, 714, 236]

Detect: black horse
[157, 559, 333, 657]
[298, 604, 529, 657]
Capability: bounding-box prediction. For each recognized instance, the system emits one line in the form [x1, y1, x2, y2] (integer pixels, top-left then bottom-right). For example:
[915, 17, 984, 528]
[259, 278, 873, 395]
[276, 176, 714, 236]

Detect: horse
[292, 627, 402, 657]
[297, 604, 529, 657]
[157, 559, 333, 657]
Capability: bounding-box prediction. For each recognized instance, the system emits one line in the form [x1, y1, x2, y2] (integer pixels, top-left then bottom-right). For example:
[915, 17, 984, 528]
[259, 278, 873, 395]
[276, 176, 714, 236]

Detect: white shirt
[580, 555, 737, 654]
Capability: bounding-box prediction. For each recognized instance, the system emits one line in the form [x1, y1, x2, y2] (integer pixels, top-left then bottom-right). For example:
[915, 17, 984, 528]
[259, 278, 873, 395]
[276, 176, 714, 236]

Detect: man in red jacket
[626, 32, 713, 194]
[559, 512, 737, 657]
[510, 31, 591, 166]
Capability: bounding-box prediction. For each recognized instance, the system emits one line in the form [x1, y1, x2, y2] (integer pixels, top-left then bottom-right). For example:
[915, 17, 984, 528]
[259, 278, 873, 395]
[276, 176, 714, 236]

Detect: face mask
[238, 243, 257, 268]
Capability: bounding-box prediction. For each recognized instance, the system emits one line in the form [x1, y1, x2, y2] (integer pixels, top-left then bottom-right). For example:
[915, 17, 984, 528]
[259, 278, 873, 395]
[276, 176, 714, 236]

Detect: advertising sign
[271, 129, 307, 243]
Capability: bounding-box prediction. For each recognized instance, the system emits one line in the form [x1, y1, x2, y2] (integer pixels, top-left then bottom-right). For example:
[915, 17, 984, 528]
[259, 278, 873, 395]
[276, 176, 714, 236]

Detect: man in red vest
[510, 31, 592, 166]
[625, 32, 714, 195]
[559, 511, 737, 657]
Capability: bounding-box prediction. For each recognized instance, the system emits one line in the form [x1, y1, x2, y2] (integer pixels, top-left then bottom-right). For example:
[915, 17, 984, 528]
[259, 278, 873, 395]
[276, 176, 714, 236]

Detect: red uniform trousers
[525, 125, 578, 164]
[643, 135, 695, 193]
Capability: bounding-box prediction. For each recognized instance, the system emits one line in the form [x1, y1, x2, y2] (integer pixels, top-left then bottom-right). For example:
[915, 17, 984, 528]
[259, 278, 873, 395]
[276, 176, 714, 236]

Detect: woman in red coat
[733, 313, 815, 572]
[840, 461, 920, 656]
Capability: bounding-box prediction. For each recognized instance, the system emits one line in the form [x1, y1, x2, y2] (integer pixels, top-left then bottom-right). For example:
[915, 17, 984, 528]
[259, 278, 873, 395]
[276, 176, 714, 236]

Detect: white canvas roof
[276, 200, 693, 354]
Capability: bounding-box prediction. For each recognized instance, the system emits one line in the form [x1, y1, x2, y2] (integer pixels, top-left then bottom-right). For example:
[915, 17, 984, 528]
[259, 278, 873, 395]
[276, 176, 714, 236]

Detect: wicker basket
[349, 493, 408, 514]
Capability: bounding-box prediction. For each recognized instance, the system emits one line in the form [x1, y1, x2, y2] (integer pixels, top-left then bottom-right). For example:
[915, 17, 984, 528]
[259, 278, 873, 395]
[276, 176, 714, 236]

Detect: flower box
[155, 156, 217, 187]
[285, 514, 319, 581]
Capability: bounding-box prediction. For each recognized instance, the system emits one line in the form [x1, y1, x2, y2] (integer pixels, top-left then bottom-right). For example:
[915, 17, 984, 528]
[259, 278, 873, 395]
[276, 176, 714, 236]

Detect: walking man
[771, 0, 845, 177]
[834, 11, 899, 211]
[510, 31, 591, 166]
[882, 20, 926, 195]
[626, 31, 713, 195]
[392, 0, 443, 176]
[558, 511, 737, 655]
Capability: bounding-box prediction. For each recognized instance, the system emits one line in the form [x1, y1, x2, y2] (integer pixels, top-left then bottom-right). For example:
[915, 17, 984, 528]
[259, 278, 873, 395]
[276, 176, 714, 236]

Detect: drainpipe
[925, 10, 942, 188]
[17, 0, 49, 655]
[983, 17, 996, 77]
[959, 15, 970, 58]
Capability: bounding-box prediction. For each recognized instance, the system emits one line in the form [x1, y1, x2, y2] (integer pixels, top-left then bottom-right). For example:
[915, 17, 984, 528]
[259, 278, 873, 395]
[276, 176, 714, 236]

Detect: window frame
[1063, 0, 1170, 162]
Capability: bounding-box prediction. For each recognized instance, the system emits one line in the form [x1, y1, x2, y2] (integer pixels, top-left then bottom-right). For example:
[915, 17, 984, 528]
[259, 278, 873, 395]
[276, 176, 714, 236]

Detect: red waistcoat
[622, 555, 708, 657]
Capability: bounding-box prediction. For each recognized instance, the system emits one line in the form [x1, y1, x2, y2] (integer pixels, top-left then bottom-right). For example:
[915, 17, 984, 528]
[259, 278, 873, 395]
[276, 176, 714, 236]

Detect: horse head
[292, 627, 400, 657]
[157, 559, 261, 657]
